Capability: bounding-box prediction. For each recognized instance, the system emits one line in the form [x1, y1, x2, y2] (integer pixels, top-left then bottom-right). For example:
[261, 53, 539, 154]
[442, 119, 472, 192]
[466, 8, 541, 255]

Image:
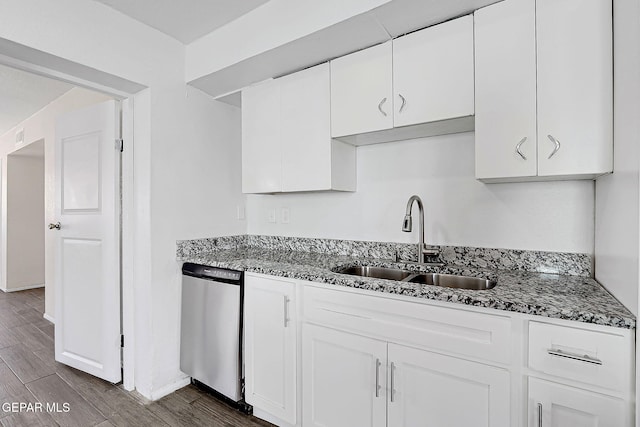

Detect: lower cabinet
[243, 277, 634, 427]
[302, 324, 510, 427]
[302, 324, 387, 427]
[244, 274, 297, 424]
[387, 343, 510, 427]
[528, 378, 627, 427]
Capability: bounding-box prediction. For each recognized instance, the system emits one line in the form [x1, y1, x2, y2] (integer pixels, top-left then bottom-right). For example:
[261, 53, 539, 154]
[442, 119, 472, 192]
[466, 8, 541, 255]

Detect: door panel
[303, 324, 387, 427]
[388, 343, 510, 427]
[393, 15, 474, 127]
[474, 0, 537, 180]
[61, 132, 101, 211]
[244, 275, 297, 424]
[529, 378, 627, 427]
[536, 0, 612, 177]
[54, 100, 121, 383]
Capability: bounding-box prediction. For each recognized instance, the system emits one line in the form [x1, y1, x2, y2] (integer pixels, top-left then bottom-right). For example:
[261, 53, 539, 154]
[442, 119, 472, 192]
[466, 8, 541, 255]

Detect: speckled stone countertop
[179, 247, 635, 329]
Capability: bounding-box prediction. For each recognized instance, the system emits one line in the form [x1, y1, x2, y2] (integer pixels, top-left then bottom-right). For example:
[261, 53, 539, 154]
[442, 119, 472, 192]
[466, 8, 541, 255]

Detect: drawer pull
[547, 349, 602, 365]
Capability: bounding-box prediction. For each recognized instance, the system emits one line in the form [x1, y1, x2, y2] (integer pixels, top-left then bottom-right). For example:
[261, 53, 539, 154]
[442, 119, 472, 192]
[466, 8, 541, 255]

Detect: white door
[536, 0, 612, 177]
[241, 79, 282, 193]
[302, 324, 387, 427]
[474, 0, 537, 180]
[393, 15, 474, 127]
[529, 378, 627, 427]
[330, 41, 393, 138]
[387, 343, 510, 427]
[280, 63, 332, 192]
[54, 100, 121, 383]
[244, 274, 297, 424]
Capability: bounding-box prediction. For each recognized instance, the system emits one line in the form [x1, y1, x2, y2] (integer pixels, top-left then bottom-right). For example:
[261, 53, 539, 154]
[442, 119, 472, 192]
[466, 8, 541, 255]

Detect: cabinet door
[244, 275, 296, 424]
[280, 63, 332, 192]
[387, 343, 510, 427]
[241, 79, 281, 193]
[330, 41, 393, 137]
[529, 378, 628, 427]
[302, 324, 387, 427]
[474, 0, 537, 180]
[393, 15, 474, 127]
[536, 0, 612, 177]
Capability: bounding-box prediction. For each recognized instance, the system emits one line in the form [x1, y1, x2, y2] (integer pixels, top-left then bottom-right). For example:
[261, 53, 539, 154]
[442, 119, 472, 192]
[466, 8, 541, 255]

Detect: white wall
[247, 132, 594, 254]
[594, 0, 640, 316]
[0, 88, 112, 309]
[6, 150, 44, 290]
[147, 85, 246, 396]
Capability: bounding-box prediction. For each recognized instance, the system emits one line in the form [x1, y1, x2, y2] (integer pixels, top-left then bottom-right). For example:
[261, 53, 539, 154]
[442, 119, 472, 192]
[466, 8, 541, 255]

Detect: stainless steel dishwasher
[180, 262, 249, 411]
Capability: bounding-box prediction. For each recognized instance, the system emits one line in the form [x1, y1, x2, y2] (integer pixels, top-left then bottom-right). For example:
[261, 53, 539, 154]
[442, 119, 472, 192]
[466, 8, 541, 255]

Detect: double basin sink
[336, 265, 496, 290]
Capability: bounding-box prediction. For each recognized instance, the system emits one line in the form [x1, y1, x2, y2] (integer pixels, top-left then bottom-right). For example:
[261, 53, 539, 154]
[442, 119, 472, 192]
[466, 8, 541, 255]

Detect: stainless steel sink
[335, 266, 496, 290]
[407, 273, 497, 290]
[337, 266, 414, 281]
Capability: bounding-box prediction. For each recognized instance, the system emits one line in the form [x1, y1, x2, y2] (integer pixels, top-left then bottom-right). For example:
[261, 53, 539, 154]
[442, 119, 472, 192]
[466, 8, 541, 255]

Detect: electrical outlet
[281, 208, 290, 224]
[268, 208, 277, 223]
[236, 206, 245, 220]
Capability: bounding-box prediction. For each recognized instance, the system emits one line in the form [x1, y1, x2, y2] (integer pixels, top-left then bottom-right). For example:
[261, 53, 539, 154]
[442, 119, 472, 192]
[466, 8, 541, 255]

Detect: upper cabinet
[330, 41, 393, 138]
[242, 63, 356, 194]
[330, 16, 475, 145]
[392, 15, 474, 128]
[475, 0, 612, 182]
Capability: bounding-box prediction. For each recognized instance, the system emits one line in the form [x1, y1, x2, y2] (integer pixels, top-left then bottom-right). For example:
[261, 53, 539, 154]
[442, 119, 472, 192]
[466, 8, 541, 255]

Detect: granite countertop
[179, 247, 636, 329]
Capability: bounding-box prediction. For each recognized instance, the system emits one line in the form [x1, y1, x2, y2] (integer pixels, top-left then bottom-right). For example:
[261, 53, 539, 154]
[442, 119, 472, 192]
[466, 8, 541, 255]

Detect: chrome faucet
[402, 195, 439, 263]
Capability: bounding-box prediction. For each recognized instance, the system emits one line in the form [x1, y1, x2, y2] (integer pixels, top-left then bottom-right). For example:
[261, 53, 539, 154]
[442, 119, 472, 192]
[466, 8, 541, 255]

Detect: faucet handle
[422, 246, 440, 257]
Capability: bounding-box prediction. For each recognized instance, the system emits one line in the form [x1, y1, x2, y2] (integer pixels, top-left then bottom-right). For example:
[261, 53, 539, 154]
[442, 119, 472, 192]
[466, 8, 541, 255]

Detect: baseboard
[148, 376, 191, 401]
[43, 313, 55, 324]
[3, 284, 44, 292]
[253, 408, 296, 427]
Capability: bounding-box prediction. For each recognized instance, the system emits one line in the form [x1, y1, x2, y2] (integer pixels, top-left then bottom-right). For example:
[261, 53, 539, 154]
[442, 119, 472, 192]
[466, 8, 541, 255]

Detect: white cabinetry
[528, 378, 626, 427]
[526, 321, 633, 427]
[242, 79, 281, 193]
[330, 16, 474, 145]
[302, 283, 511, 427]
[387, 343, 510, 427]
[475, 0, 612, 182]
[302, 324, 387, 427]
[244, 274, 634, 427]
[330, 41, 393, 137]
[392, 15, 474, 128]
[242, 63, 356, 193]
[244, 274, 297, 424]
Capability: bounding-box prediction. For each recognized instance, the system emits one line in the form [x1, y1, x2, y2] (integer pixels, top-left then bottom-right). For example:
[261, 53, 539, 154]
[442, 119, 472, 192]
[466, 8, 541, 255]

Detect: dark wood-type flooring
[0, 288, 273, 427]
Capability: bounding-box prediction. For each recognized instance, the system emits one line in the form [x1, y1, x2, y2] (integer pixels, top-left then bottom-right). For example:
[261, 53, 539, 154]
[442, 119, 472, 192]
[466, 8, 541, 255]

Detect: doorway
[4, 139, 45, 292]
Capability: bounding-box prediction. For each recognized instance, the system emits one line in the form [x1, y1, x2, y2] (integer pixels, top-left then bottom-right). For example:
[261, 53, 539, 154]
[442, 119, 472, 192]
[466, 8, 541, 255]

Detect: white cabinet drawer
[528, 321, 632, 392]
[302, 284, 511, 364]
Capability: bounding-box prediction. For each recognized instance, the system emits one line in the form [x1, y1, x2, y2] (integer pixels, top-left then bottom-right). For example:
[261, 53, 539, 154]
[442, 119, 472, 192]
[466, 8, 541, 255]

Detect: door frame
[0, 53, 140, 391]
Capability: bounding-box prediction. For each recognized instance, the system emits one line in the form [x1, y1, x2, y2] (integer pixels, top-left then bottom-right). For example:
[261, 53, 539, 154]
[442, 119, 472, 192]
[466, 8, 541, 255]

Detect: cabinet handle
[537, 403, 543, 427]
[547, 348, 602, 365]
[515, 137, 527, 160]
[398, 94, 406, 113]
[378, 98, 388, 117]
[547, 135, 561, 159]
[375, 358, 381, 397]
[390, 362, 396, 402]
[283, 296, 289, 327]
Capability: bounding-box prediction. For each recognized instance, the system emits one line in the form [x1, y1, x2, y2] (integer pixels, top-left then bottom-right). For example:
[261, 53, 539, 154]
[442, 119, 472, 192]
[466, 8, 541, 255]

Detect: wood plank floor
[0, 288, 274, 427]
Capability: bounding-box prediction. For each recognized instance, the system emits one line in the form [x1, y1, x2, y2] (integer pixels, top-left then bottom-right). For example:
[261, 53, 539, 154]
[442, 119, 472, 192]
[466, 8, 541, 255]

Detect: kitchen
[0, 0, 637, 426]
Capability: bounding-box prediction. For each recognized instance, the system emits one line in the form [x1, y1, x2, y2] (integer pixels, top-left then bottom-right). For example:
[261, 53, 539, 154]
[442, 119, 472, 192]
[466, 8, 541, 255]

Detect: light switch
[281, 208, 290, 224]
[236, 205, 245, 220]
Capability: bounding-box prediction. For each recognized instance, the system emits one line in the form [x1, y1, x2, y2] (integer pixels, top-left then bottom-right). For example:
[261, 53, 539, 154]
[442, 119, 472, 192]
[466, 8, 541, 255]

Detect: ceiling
[0, 64, 74, 137]
[93, 0, 271, 44]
